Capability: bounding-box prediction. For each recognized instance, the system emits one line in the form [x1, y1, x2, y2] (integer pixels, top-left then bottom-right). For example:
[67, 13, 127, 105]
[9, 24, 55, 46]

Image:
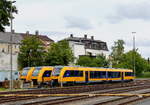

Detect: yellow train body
[51, 66, 135, 85]
[31, 66, 53, 85]
[21, 66, 134, 87]
[37, 66, 53, 82]
[20, 67, 35, 82]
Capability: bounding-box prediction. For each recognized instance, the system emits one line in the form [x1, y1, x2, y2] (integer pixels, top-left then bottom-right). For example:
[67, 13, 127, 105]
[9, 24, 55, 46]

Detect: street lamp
[10, 0, 16, 90]
[132, 32, 136, 78]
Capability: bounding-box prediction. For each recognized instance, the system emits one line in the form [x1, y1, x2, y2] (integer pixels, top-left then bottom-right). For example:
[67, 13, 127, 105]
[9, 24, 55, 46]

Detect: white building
[66, 34, 109, 61]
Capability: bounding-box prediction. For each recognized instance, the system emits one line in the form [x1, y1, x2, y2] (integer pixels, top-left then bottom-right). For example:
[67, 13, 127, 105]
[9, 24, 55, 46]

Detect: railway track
[0, 79, 150, 105]
[21, 85, 150, 105]
[0, 79, 146, 95]
[93, 91, 150, 105]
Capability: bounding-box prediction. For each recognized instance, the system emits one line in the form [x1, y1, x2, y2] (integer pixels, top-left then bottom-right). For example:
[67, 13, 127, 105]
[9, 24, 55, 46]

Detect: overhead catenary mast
[10, 0, 16, 90]
[132, 32, 136, 78]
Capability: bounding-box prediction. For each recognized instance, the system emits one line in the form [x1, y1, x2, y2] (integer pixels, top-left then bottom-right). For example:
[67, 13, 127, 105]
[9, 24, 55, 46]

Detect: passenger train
[20, 66, 135, 87]
[51, 66, 134, 86]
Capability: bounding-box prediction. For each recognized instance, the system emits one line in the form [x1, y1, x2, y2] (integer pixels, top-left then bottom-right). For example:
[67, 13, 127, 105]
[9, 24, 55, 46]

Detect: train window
[125, 72, 133, 76]
[21, 67, 31, 76]
[90, 71, 106, 78]
[32, 67, 42, 76]
[64, 70, 71, 77]
[52, 67, 63, 76]
[108, 72, 120, 78]
[100, 71, 106, 78]
[75, 71, 83, 76]
[90, 71, 94, 78]
[79, 71, 83, 76]
[64, 70, 83, 77]
[43, 71, 52, 77]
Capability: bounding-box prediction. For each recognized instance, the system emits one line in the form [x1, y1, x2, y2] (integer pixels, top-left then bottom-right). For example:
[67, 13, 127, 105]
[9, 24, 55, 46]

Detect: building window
[1, 60, 4, 64]
[85, 42, 91, 49]
[2, 48, 5, 53]
[87, 52, 92, 56]
[92, 43, 97, 49]
[100, 43, 106, 50]
[8, 45, 10, 53]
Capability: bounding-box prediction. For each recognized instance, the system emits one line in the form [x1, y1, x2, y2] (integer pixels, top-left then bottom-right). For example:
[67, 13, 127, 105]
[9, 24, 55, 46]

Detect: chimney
[11, 29, 15, 33]
[84, 34, 87, 39]
[91, 36, 94, 40]
[26, 31, 29, 35]
[35, 30, 39, 35]
[70, 34, 73, 38]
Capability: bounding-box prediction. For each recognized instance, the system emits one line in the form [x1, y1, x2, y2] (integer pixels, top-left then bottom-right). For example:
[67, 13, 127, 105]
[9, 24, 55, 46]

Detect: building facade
[66, 34, 109, 61]
[0, 31, 54, 81]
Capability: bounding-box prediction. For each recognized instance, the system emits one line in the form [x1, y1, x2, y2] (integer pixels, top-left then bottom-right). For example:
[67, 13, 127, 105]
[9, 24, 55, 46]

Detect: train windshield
[52, 67, 63, 76]
[43, 71, 52, 77]
[32, 67, 42, 76]
[21, 67, 31, 76]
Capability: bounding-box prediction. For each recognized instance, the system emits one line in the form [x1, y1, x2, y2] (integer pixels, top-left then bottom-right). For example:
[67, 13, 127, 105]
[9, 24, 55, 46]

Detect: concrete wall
[0, 70, 19, 82]
[0, 53, 18, 71]
[0, 41, 20, 81]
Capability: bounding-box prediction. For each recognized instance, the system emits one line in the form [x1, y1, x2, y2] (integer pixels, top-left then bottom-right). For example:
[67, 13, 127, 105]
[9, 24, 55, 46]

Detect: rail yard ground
[1, 79, 150, 105]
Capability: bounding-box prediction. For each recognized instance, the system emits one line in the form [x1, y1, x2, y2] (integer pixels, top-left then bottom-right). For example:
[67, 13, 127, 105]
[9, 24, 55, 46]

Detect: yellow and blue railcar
[51, 66, 134, 86]
[31, 66, 53, 85]
[20, 67, 35, 82]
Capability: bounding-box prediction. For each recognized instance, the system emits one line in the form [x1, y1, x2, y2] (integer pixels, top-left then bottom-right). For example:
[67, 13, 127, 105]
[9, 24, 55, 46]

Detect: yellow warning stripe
[0, 94, 150, 97]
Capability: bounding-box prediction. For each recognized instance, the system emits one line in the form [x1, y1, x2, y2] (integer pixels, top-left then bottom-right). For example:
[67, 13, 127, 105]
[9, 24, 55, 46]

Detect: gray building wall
[0, 53, 18, 71]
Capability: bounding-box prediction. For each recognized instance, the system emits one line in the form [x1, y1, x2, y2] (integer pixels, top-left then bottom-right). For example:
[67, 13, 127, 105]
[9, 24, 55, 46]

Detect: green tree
[93, 55, 109, 67]
[145, 58, 150, 72]
[117, 50, 149, 76]
[76, 56, 92, 67]
[0, 0, 17, 32]
[76, 54, 108, 67]
[110, 40, 125, 67]
[45, 40, 74, 66]
[18, 36, 45, 70]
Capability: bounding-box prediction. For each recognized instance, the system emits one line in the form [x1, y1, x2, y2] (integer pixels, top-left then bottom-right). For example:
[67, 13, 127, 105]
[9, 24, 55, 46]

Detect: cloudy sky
[6, 0, 150, 58]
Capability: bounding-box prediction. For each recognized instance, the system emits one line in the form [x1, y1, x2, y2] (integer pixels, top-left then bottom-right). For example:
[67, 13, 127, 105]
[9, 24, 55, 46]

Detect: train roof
[24, 66, 132, 71]
[34, 66, 53, 68]
[24, 66, 53, 68]
[54, 66, 132, 70]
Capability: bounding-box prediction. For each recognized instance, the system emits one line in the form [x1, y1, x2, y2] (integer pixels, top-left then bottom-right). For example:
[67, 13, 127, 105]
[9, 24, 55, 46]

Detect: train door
[85, 71, 89, 83]
[121, 72, 124, 80]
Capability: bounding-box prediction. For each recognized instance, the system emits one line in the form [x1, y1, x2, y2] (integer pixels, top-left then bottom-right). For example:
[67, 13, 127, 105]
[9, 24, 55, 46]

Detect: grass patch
[0, 88, 24, 92]
[137, 72, 150, 78]
[0, 88, 7, 91]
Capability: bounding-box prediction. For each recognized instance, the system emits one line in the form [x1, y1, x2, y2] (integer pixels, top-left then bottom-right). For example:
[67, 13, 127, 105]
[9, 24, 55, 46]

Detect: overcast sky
[6, 0, 150, 58]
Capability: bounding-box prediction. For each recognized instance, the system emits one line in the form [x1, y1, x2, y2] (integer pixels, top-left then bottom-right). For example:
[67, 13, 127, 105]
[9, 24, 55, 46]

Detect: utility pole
[10, 0, 16, 90]
[132, 32, 136, 78]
